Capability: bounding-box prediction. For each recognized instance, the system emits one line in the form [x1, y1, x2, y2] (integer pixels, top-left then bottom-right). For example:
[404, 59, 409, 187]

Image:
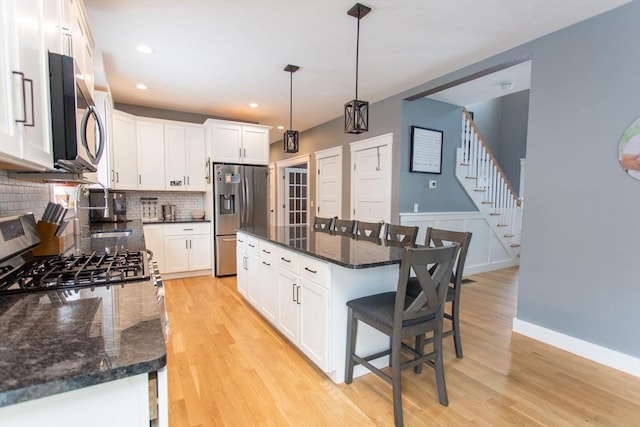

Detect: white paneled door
[350, 134, 393, 224]
[285, 167, 308, 226]
[315, 146, 342, 219]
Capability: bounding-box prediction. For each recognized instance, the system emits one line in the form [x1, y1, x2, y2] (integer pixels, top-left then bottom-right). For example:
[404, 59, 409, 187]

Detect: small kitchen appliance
[89, 190, 127, 223]
[162, 204, 176, 221]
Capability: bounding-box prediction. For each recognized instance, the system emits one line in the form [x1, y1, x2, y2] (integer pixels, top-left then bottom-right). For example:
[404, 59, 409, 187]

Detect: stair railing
[460, 108, 522, 244]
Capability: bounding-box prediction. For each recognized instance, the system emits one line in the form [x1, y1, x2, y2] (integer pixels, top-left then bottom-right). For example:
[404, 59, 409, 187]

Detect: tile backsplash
[0, 170, 50, 218]
[127, 191, 206, 220]
[1, 169, 206, 222]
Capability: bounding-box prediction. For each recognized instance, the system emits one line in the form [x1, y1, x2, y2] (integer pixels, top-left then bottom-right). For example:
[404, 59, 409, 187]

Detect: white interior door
[284, 167, 308, 226]
[350, 134, 393, 223]
[315, 146, 342, 219]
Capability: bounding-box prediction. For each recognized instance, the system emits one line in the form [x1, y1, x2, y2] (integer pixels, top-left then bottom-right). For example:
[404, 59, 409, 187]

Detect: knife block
[32, 221, 64, 256]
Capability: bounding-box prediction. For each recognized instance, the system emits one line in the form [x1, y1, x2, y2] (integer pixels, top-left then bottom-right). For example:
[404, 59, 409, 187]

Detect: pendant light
[344, 2, 371, 134]
[284, 64, 300, 153]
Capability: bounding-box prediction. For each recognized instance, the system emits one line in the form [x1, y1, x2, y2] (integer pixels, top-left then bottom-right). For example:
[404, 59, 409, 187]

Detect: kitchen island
[237, 226, 407, 383]
[0, 220, 167, 426]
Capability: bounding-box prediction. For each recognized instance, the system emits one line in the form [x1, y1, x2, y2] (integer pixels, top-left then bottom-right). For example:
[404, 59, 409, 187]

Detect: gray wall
[114, 103, 255, 125]
[400, 98, 475, 213]
[515, 3, 640, 357]
[270, 1, 640, 358]
[270, 93, 403, 222]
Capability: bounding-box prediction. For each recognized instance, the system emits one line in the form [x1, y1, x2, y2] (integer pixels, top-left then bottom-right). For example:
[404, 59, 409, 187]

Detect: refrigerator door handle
[245, 177, 252, 226]
[241, 177, 248, 225]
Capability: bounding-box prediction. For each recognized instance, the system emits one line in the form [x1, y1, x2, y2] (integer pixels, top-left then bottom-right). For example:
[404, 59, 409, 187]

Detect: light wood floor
[164, 268, 640, 426]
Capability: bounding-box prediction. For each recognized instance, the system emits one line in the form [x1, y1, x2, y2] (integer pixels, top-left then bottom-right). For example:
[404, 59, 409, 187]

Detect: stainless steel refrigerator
[213, 163, 269, 276]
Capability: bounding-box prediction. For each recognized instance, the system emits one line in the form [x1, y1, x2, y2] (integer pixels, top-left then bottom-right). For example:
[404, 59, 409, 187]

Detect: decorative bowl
[191, 209, 205, 220]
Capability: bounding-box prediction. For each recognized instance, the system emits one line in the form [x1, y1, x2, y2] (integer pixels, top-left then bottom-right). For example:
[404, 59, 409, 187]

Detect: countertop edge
[0, 353, 166, 408]
[239, 227, 403, 269]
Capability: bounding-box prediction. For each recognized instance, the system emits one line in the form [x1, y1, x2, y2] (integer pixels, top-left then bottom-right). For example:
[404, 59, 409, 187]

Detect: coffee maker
[89, 190, 128, 222]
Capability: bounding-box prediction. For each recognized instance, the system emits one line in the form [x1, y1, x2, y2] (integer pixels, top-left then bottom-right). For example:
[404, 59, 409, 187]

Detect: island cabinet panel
[236, 231, 248, 296]
[298, 276, 329, 370]
[276, 265, 299, 343]
[0, 370, 166, 427]
[237, 226, 406, 383]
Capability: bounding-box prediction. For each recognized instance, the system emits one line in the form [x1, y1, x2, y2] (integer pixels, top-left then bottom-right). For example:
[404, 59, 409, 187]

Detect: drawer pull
[280, 257, 291, 263]
[262, 261, 270, 266]
[304, 267, 317, 274]
[262, 249, 271, 254]
[292, 283, 296, 301]
[248, 244, 256, 248]
[183, 228, 194, 231]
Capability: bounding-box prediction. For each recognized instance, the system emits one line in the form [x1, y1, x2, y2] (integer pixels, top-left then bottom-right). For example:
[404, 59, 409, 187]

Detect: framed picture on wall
[410, 126, 443, 174]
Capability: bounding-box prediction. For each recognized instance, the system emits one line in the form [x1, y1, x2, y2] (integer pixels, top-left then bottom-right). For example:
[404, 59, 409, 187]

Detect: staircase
[456, 108, 523, 259]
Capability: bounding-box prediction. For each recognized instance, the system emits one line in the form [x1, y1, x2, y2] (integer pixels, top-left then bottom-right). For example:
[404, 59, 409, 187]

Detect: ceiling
[85, 0, 628, 143]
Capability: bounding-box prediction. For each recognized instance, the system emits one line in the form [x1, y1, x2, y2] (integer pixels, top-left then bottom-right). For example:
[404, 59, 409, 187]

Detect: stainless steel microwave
[48, 52, 105, 173]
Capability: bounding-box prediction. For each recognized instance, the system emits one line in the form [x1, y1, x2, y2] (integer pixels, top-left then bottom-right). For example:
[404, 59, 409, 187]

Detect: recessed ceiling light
[136, 44, 154, 54]
[249, 102, 259, 108]
[136, 83, 148, 90]
[277, 125, 284, 130]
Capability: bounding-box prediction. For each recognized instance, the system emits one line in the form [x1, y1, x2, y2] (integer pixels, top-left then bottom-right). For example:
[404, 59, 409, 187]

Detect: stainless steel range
[0, 214, 162, 301]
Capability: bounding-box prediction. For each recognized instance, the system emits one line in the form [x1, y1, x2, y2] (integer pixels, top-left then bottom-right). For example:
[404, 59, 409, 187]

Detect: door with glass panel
[284, 167, 308, 226]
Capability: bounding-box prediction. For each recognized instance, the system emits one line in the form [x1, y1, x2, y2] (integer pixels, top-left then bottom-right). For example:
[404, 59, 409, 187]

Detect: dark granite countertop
[140, 218, 211, 225]
[239, 226, 409, 269]
[0, 220, 166, 407]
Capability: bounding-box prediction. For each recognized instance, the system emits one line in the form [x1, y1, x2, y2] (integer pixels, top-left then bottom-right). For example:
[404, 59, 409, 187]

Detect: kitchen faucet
[73, 182, 109, 248]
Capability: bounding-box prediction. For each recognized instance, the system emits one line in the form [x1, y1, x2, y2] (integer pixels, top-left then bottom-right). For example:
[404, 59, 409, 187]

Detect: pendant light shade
[284, 64, 300, 153]
[344, 3, 371, 134]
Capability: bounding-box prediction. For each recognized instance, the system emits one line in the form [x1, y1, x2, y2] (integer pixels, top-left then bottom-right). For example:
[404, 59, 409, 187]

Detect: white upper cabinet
[0, 0, 53, 170]
[136, 118, 165, 190]
[164, 123, 206, 191]
[110, 110, 138, 190]
[205, 119, 270, 165]
[61, 0, 93, 97]
[109, 110, 206, 192]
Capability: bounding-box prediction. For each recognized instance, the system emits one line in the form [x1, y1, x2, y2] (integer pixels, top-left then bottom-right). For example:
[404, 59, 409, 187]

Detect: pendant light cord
[355, 15, 360, 101]
[289, 71, 293, 130]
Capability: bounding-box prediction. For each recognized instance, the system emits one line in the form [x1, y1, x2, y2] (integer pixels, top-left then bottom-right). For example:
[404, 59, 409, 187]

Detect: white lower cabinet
[298, 276, 329, 371]
[0, 369, 167, 427]
[236, 232, 248, 296]
[276, 266, 299, 343]
[258, 258, 278, 324]
[237, 233, 329, 372]
[143, 224, 165, 273]
[162, 223, 211, 276]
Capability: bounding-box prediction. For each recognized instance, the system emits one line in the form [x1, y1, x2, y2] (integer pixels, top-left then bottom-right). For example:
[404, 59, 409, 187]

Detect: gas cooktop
[0, 214, 152, 296]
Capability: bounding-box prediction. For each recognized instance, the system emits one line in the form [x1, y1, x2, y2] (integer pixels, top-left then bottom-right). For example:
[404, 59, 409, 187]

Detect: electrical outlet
[413, 203, 418, 213]
[429, 180, 437, 189]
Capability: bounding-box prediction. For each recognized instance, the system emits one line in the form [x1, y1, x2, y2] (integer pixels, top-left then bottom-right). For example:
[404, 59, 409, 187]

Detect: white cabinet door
[276, 266, 299, 343]
[143, 224, 165, 274]
[110, 111, 138, 190]
[163, 235, 189, 274]
[246, 252, 260, 307]
[137, 119, 165, 190]
[298, 277, 329, 371]
[185, 125, 206, 191]
[0, 0, 53, 170]
[209, 121, 242, 163]
[258, 259, 278, 324]
[164, 123, 187, 190]
[241, 125, 269, 165]
[188, 234, 211, 270]
[0, 2, 20, 159]
[236, 250, 248, 296]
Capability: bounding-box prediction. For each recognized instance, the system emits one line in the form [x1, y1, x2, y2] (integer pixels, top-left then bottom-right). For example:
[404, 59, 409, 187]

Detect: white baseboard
[512, 318, 640, 377]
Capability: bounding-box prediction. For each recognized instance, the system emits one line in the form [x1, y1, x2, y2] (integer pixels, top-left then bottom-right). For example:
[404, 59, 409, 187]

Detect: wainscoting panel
[400, 211, 517, 275]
